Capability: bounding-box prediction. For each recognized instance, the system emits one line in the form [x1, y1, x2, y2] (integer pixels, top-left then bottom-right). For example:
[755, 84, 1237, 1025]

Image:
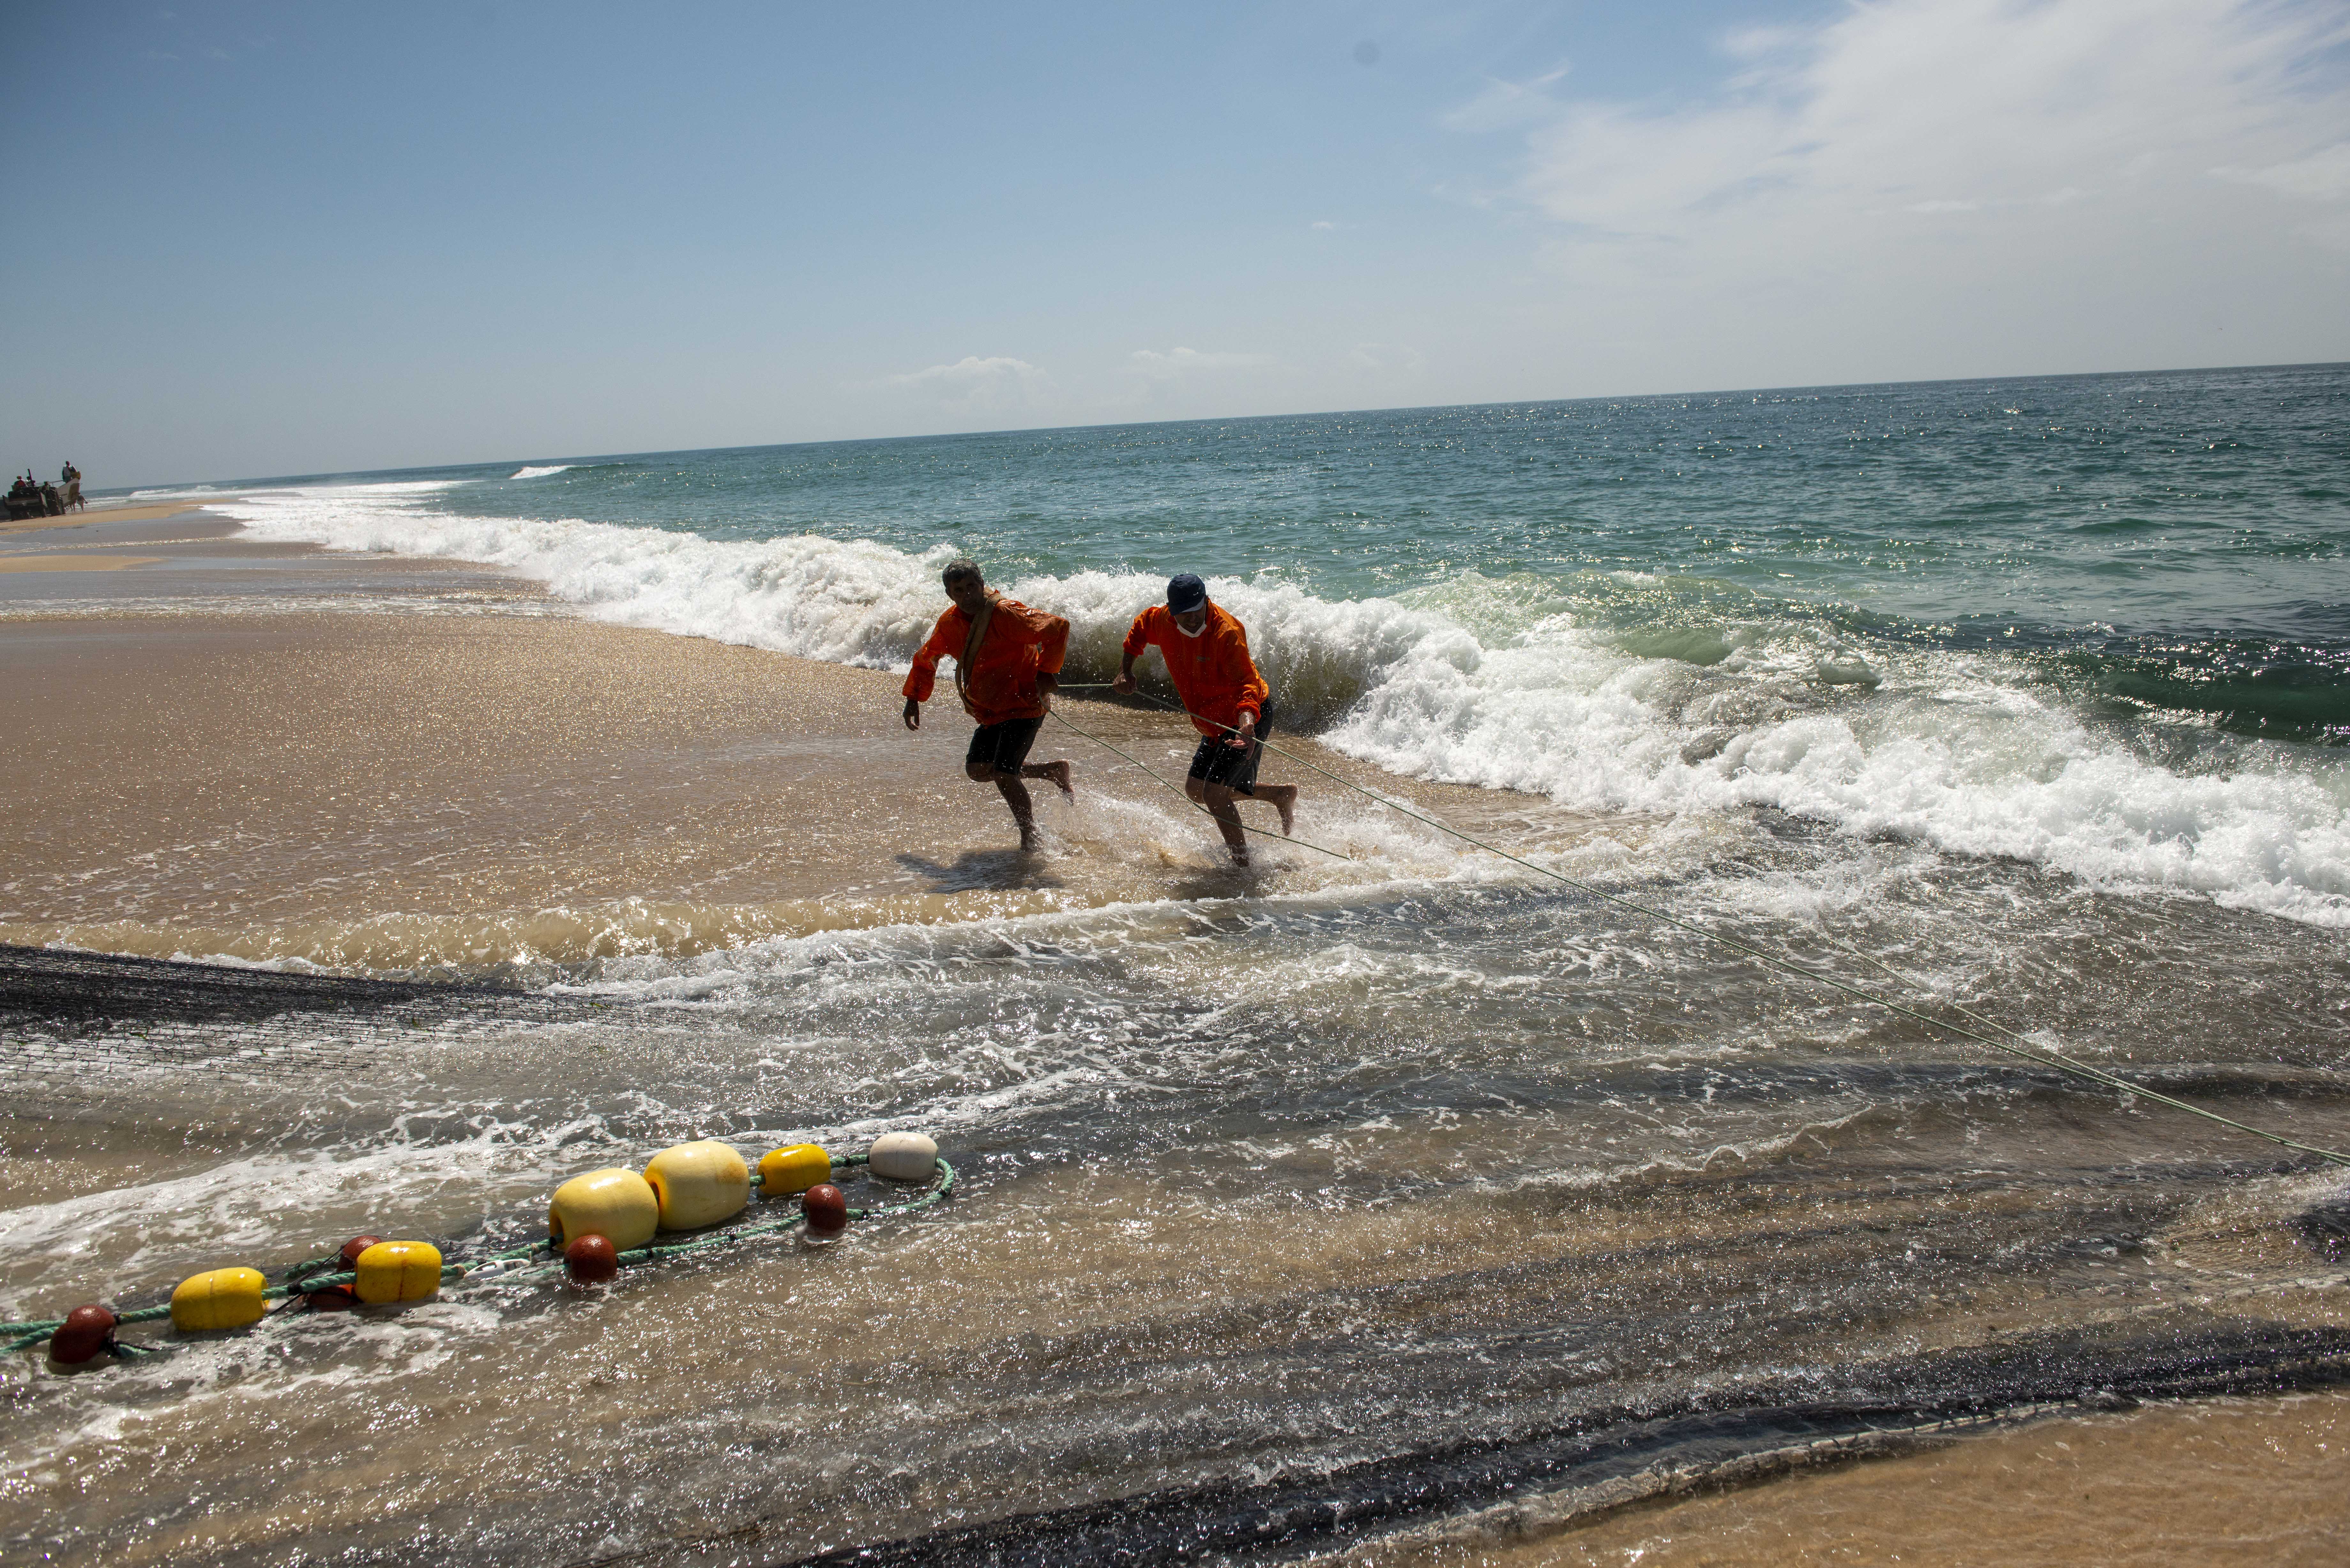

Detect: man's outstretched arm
[902, 615, 956, 731]
[1112, 611, 1151, 694]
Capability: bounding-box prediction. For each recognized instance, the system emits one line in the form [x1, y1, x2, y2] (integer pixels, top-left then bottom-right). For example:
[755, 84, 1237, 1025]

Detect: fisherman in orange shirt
[1113, 573, 1298, 866]
[902, 560, 1074, 851]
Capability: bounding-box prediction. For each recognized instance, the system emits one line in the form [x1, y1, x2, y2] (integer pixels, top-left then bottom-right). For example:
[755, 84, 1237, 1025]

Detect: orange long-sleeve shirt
[903, 594, 1070, 726]
[1123, 603, 1270, 738]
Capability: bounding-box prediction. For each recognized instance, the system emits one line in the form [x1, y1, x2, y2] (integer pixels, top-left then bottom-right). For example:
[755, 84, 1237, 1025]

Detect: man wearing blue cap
[1114, 574, 1298, 865]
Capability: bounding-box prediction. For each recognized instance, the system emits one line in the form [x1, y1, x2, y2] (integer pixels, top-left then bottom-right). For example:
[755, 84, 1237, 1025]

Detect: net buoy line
[1, 1133, 953, 1367]
[1066, 684, 2350, 1171]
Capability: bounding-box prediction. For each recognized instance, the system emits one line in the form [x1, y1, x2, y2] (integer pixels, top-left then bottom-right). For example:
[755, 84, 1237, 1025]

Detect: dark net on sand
[0, 944, 576, 1079]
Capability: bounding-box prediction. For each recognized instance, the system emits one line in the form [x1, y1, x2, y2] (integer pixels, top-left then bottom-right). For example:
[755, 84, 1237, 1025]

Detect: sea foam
[214, 482, 2350, 928]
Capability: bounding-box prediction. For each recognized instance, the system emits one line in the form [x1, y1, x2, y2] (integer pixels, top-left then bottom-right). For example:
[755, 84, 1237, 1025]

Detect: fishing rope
[3, 1154, 955, 1353]
[1044, 704, 1353, 862]
[1104, 686, 2350, 1168]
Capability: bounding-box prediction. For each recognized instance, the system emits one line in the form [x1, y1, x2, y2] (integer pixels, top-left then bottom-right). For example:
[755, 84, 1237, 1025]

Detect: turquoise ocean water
[137, 359, 2348, 926]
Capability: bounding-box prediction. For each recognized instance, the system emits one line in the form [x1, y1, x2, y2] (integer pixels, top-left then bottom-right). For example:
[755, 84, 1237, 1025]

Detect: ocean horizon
[101, 359, 2350, 936]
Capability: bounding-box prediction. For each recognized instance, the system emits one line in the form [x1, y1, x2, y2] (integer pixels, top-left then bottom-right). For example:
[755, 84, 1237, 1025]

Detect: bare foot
[1276, 793, 1295, 837]
[1041, 759, 1074, 798]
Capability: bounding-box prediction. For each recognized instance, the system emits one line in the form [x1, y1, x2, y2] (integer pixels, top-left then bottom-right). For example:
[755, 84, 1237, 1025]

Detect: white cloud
[1124, 347, 1274, 381]
[1455, 0, 2350, 376]
[1439, 63, 1572, 133]
[1720, 25, 1807, 61]
[1349, 342, 1425, 375]
[884, 355, 1053, 413]
[2217, 141, 2350, 201]
[1311, 219, 1339, 230]
[1515, 1, 2349, 239]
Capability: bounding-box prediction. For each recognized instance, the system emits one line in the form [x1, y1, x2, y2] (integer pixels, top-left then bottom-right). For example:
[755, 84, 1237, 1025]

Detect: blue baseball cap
[1166, 573, 1208, 613]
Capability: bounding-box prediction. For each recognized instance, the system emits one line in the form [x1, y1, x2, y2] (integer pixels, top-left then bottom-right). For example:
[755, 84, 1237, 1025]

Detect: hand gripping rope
[1069, 684, 2350, 1170]
[4, 1139, 954, 1366]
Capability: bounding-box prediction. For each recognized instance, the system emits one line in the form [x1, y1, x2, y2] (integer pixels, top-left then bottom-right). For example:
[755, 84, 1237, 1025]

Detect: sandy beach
[3, 506, 2344, 1566]
[0, 499, 209, 536]
[0, 507, 1565, 971]
[1352, 1391, 2350, 1565]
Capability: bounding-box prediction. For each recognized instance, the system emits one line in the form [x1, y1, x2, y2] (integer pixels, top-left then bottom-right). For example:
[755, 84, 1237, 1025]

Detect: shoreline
[0, 498, 228, 536]
[5, 506, 2345, 1566]
[1346, 1389, 2350, 1565]
[0, 507, 1600, 972]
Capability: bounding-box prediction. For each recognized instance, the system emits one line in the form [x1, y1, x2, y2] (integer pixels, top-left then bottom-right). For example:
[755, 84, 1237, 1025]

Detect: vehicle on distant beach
[4, 470, 72, 521]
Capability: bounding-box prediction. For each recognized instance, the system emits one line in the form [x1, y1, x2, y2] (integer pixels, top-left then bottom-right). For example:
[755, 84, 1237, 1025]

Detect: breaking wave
[214, 482, 2350, 928]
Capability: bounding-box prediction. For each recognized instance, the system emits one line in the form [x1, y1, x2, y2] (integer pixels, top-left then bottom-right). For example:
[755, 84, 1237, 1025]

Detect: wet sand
[0, 499, 202, 536]
[0, 555, 165, 572]
[0, 506, 534, 608]
[1354, 1391, 2350, 1566]
[0, 510, 1573, 970]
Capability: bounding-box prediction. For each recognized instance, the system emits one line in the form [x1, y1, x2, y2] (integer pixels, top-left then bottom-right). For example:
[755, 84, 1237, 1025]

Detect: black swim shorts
[1188, 702, 1272, 795]
[967, 715, 1044, 775]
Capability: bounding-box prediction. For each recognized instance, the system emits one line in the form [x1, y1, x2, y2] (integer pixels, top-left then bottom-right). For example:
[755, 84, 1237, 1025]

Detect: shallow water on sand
[1353, 1391, 2350, 1566]
[3, 801, 2346, 1562]
[126, 364, 2350, 928]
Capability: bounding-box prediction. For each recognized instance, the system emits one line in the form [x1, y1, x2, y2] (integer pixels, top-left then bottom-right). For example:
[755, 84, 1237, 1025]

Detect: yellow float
[644, 1141, 751, 1230]
[169, 1266, 268, 1332]
[353, 1240, 443, 1304]
[547, 1167, 660, 1251]
[757, 1143, 831, 1196]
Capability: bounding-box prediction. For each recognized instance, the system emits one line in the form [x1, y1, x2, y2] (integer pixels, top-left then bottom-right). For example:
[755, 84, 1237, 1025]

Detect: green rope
[281, 1252, 344, 1287]
[3, 1302, 173, 1355]
[609, 1157, 954, 1266]
[1112, 688, 2350, 1169]
[855, 1152, 958, 1218]
[1046, 706, 1353, 862]
[5, 1152, 956, 1351]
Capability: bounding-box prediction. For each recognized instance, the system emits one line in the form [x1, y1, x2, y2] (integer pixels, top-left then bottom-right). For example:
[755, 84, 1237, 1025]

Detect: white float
[868, 1130, 939, 1182]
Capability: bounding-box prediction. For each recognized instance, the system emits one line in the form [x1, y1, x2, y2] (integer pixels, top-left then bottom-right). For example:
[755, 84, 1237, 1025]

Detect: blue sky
[4, 1, 2346, 486]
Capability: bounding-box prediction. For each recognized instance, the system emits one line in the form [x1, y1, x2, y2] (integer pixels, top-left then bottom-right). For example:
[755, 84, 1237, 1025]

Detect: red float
[305, 1284, 360, 1311]
[564, 1233, 620, 1284]
[802, 1183, 849, 1236]
[49, 1304, 117, 1364]
[338, 1235, 384, 1268]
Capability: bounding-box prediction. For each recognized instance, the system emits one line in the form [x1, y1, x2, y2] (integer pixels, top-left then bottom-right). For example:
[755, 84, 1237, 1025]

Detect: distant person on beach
[902, 559, 1074, 851]
[1114, 573, 1299, 866]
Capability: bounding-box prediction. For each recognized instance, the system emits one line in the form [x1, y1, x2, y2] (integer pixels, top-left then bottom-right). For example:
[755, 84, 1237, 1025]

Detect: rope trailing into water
[1103, 687, 2350, 1169]
[1045, 705, 1352, 862]
[2, 1153, 955, 1355]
